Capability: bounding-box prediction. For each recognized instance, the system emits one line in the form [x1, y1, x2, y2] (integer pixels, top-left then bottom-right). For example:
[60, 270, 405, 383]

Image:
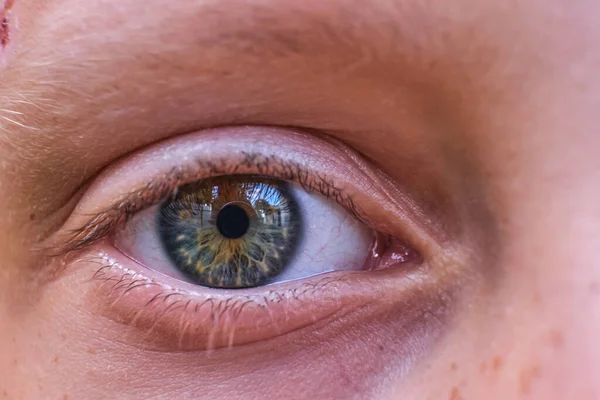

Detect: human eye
[46, 127, 450, 353]
[115, 175, 380, 289]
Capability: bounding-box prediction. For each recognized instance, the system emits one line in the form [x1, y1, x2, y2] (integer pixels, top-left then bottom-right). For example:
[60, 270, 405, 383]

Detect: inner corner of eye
[112, 174, 417, 291]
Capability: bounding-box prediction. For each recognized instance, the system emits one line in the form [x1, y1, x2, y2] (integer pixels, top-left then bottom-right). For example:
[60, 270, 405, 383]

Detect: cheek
[4, 260, 455, 400]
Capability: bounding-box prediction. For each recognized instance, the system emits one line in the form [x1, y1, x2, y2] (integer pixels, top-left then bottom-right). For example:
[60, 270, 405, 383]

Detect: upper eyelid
[41, 127, 446, 264]
[49, 153, 362, 256]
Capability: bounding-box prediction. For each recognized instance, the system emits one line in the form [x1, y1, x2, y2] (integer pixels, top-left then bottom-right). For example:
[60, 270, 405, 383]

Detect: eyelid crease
[45, 153, 363, 257]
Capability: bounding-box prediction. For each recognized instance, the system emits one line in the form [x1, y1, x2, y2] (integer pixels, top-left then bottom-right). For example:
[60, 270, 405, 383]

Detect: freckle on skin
[492, 356, 503, 371]
[87, 347, 98, 355]
[449, 386, 462, 400]
[520, 365, 541, 394]
[450, 362, 457, 371]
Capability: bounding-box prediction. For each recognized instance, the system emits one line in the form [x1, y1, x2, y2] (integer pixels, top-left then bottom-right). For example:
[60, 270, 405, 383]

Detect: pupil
[216, 204, 250, 239]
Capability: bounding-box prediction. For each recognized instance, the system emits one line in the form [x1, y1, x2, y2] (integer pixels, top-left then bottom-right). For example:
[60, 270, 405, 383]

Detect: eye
[115, 175, 373, 289]
[50, 128, 444, 353]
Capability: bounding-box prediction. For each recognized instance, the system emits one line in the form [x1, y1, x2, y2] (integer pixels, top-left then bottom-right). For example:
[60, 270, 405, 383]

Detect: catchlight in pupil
[157, 176, 302, 289]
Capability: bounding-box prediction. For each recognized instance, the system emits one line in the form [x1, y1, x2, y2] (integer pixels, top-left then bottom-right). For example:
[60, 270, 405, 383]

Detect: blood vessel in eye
[157, 176, 302, 289]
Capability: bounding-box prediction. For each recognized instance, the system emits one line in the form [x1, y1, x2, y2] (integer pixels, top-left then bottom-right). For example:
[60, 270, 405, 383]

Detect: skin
[0, 0, 599, 399]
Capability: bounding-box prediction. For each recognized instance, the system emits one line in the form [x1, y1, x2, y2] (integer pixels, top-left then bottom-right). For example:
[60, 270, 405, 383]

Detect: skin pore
[0, 0, 600, 399]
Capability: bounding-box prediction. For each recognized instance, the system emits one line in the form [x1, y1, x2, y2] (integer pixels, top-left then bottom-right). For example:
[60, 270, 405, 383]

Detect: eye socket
[49, 127, 442, 352]
[114, 175, 373, 289]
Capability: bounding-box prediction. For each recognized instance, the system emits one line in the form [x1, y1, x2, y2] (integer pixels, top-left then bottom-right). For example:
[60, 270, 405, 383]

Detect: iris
[158, 176, 302, 288]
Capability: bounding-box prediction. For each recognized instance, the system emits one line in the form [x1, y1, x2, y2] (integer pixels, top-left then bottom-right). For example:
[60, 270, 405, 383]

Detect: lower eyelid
[74, 244, 435, 352]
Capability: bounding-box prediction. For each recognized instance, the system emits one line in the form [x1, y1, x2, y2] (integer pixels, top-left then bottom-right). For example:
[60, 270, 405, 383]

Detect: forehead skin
[0, 0, 600, 399]
[1, 0, 597, 215]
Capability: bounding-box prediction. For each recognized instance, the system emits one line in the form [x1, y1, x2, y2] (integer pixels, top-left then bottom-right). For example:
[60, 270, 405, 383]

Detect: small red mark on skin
[479, 361, 487, 373]
[29, 213, 36, 221]
[520, 365, 541, 394]
[492, 356, 503, 371]
[0, 0, 13, 48]
[449, 386, 462, 400]
[0, 17, 8, 47]
[548, 330, 564, 349]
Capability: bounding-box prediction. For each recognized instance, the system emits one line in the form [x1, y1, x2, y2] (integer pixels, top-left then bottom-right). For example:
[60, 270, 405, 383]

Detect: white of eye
[114, 184, 372, 286]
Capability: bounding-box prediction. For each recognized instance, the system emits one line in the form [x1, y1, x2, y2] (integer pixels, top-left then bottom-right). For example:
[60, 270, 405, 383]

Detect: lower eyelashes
[158, 176, 302, 288]
[78, 249, 440, 353]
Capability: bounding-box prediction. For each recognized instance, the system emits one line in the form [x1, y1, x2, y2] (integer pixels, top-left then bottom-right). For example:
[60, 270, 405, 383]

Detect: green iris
[158, 176, 302, 288]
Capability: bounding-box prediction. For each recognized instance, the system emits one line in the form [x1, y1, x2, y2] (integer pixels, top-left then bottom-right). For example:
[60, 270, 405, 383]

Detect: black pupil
[216, 204, 250, 239]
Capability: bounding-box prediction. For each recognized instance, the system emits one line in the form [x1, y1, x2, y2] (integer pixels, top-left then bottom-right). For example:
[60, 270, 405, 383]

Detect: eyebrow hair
[0, 0, 433, 218]
[0, 1, 394, 120]
[15, 1, 391, 69]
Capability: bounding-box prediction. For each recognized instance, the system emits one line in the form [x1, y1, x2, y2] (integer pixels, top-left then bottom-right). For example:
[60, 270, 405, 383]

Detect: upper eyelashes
[53, 152, 361, 256]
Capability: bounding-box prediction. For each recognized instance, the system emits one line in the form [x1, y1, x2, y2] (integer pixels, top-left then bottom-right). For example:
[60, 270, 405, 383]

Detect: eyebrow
[0, 0, 435, 217]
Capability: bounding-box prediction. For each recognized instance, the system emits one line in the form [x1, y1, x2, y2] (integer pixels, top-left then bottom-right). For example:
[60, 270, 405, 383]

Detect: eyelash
[37, 129, 434, 352]
[51, 151, 365, 256]
[79, 249, 370, 351]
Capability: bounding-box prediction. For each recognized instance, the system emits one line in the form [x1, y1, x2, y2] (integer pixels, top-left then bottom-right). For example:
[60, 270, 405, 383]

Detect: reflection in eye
[157, 176, 302, 288]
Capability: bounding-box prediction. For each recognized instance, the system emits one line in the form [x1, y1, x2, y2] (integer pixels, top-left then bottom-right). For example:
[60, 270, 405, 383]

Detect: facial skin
[0, 0, 599, 399]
